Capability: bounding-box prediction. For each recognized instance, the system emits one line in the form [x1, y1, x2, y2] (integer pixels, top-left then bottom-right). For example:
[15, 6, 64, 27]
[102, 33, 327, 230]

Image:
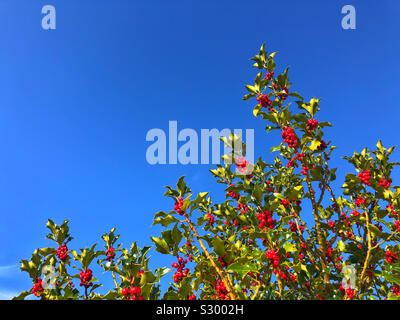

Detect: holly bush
[15, 44, 400, 300]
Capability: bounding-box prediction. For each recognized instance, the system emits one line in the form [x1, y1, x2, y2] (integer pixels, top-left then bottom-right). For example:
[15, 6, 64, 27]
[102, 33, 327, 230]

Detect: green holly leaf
[212, 237, 226, 257]
[150, 237, 170, 254]
[227, 262, 258, 279]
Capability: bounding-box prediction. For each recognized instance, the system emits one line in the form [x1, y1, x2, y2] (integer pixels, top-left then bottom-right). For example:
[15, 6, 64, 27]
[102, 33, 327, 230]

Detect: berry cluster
[212, 280, 229, 300]
[265, 71, 274, 81]
[282, 127, 298, 149]
[218, 255, 228, 268]
[385, 250, 398, 263]
[257, 210, 275, 230]
[286, 152, 304, 168]
[122, 286, 143, 300]
[346, 287, 355, 299]
[298, 242, 308, 261]
[387, 204, 398, 216]
[338, 284, 355, 299]
[317, 140, 327, 151]
[306, 118, 318, 134]
[281, 199, 290, 208]
[235, 157, 252, 178]
[278, 86, 289, 100]
[300, 166, 310, 176]
[378, 178, 392, 188]
[265, 249, 280, 269]
[257, 93, 272, 111]
[358, 170, 371, 186]
[56, 243, 68, 262]
[237, 203, 249, 214]
[355, 197, 365, 207]
[79, 269, 93, 288]
[227, 184, 240, 200]
[174, 197, 184, 215]
[272, 83, 289, 100]
[206, 212, 215, 225]
[105, 247, 115, 261]
[325, 242, 333, 262]
[289, 221, 304, 233]
[31, 278, 44, 297]
[392, 285, 400, 297]
[171, 257, 189, 283]
[281, 198, 301, 209]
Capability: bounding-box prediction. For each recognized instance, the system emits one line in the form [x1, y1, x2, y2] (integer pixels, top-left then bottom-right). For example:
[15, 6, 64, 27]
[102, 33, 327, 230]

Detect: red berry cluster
[122, 286, 143, 300]
[31, 278, 44, 297]
[392, 285, 400, 297]
[325, 242, 333, 262]
[317, 140, 327, 151]
[212, 280, 229, 300]
[346, 287, 355, 299]
[387, 204, 398, 216]
[282, 127, 298, 149]
[306, 118, 318, 134]
[237, 203, 248, 214]
[105, 247, 115, 261]
[385, 250, 398, 263]
[281, 198, 301, 209]
[56, 243, 68, 262]
[257, 93, 273, 111]
[358, 170, 371, 186]
[334, 256, 344, 272]
[355, 197, 365, 207]
[227, 184, 240, 200]
[265, 71, 274, 81]
[174, 197, 184, 215]
[378, 178, 392, 188]
[257, 210, 275, 230]
[300, 166, 310, 176]
[272, 82, 289, 100]
[289, 221, 304, 233]
[394, 221, 400, 232]
[171, 257, 189, 283]
[79, 269, 93, 288]
[235, 157, 252, 178]
[188, 294, 196, 300]
[265, 249, 280, 269]
[278, 86, 289, 100]
[281, 199, 290, 208]
[298, 242, 307, 261]
[286, 152, 304, 168]
[218, 255, 228, 268]
[206, 212, 215, 225]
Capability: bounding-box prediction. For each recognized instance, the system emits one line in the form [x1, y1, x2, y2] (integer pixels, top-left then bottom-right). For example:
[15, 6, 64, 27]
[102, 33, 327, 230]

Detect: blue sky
[0, 0, 399, 298]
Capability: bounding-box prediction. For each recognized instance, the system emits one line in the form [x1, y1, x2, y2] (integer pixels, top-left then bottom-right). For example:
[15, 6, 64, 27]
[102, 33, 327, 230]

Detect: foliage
[16, 44, 400, 300]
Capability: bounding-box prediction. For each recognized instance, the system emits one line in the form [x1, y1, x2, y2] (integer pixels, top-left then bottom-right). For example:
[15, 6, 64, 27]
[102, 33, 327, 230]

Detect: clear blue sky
[0, 0, 399, 298]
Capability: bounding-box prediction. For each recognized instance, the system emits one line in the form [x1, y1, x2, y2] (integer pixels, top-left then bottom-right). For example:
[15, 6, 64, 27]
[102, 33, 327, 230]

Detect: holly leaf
[227, 262, 258, 279]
